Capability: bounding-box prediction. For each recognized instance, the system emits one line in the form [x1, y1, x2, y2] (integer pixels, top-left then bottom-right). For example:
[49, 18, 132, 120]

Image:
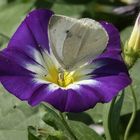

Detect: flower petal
[64, 86, 100, 112]
[100, 21, 122, 60]
[28, 84, 68, 112]
[0, 76, 43, 100]
[28, 71, 131, 112]
[92, 58, 129, 77]
[2, 46, 46, 74]
[8, 9, 54, 52]
[63, 75, 131, 112]
[92, 75, 131, 103]
[0, 53, 32, 76]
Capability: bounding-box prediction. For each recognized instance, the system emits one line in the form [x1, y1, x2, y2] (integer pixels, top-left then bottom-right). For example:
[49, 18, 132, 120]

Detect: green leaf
[28, 125, 63, 140]
[69, 121, 104, 140]
[0, 85, 44, 140]
[0, 1, 34, 49]
[28, 121, 68, 140]
[28, 126, 40, 140]
[43, 110, 65, 131]
[103, 93, 124, 140]
[86, 104, 104, 123]
[0, 2, 33, 37]
[41, 104, 104, 140]
[42, 105, 71, 139]
[0, 0, 7, 7]
[67, 112, 93, 125]
[51, 3, 85, 18]
[121, 59, 140, 115]
[0, 33, 9, 49]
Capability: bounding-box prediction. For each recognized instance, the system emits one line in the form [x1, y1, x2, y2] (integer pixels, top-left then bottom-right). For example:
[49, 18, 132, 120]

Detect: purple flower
[0, 9, 131, 112]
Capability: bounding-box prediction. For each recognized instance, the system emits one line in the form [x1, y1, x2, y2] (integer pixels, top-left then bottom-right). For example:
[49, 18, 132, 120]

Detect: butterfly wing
[49, 15, 109, 71]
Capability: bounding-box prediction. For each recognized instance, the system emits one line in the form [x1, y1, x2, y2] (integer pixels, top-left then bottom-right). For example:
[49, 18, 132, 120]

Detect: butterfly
[48, 15, 109, 71]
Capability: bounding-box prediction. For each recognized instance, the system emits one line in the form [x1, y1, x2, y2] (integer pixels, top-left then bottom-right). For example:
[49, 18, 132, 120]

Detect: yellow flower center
[57, 71, 74, 87]
[44, 67, 74, 87]
[40, 52, 92, 87]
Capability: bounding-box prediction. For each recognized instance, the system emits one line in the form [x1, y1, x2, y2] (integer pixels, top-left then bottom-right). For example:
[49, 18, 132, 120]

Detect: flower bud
[124, 12, 140, 68]
[128, 13, 140, 52]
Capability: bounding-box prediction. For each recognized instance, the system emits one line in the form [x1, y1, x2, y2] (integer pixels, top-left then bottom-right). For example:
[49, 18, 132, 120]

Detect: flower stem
[124, 84, 137, 140]
[59, 112, 78, 140]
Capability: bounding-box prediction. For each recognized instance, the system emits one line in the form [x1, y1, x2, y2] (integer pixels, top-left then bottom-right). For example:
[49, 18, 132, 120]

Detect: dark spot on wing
[66, 30, 72, 38]
[53, 29, 56, 33]
[66, 30, 69, 33]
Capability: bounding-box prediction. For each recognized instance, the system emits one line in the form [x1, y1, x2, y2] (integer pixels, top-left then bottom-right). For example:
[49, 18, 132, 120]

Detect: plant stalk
[59, 112, 78, 140]
[124, 84, 137, 140]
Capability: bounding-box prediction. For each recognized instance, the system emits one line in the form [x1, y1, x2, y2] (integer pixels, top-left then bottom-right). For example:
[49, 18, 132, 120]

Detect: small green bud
[124, 12, 140, 68]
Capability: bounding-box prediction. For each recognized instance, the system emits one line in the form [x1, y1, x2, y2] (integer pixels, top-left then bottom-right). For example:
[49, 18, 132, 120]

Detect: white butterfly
[48, 15, 109, 71]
